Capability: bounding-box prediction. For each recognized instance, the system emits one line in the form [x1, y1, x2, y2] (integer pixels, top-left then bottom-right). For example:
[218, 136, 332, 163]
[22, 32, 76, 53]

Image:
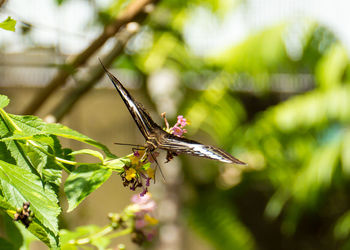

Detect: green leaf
[64, 165, 112, 212]
[0, 113, 115, 160]
[293, 139, 340, 206]
[0, 16, 16, 32]
[43, 123, 116, 158]
[315, 43, 348, 89]
[187, 194, 255, 250]
[0, 95, 10, 108]
[69, 149, 104, 162]
[9, 114, 45, 135]
[0, 237, 16, 250]
[60, 225, 103, 249]
[1, 211, 24, 249]
[25, 221, 59, 248]
[0, 183, 59, 248]
[0, 160, 60, 236]
[0, 193, 15, 211]
[334, 210, 350, 239]
[0, 115, 38, 174]
[105, 158, 128, 171]
[21, 143, 48, 177]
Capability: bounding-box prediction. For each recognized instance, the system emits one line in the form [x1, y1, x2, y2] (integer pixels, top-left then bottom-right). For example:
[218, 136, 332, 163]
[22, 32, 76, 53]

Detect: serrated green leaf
[9, 114, 45, 135]
[0, 141, 16, 166]
[0, 115, 43, 175]
[0, 95, 10, 108]
[25, 221, 59, 249]
[1, 113, 115, 160]
[43, 123, 116, 158]
[70, 149, 104, 162]
[0, 193, 15, 211]
[21, 143, 48, 177]
[0, 192, 59, 249]
[64, 165, 112, 212]
[0, 160, 60, 235]
[0, 16, 16, 31]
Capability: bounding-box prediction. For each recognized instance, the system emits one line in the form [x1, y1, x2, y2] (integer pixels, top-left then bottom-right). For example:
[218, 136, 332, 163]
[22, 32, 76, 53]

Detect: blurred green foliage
[110, 1, 350, 249]
[8, 0, 350, 249]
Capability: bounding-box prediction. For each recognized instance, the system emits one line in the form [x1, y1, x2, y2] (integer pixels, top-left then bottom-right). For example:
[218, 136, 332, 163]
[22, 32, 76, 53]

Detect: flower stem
[72, 225, 132, 245]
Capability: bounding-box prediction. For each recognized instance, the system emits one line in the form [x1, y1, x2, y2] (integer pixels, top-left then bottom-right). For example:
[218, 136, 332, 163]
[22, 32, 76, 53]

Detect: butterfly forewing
[100, 62, 160, 139]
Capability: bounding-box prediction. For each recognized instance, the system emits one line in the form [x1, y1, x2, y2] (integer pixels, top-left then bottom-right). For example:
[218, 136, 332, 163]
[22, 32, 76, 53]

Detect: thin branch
[44, 23, 140, 122]
[23, 0, 158, 115]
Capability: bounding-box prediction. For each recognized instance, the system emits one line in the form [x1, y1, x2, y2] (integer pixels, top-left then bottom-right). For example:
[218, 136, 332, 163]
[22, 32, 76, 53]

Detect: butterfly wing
[100, 60, 246, 165]
[158, 132, 246, 165]
[100, 61, 161, 139]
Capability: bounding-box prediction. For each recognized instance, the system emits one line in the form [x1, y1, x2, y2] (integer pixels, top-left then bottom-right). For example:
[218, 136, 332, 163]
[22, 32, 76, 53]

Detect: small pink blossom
[172, 126, 185, 137]
[146, 229, 157, 241]
[135, 219, 147, 229]
[131, 193, 151, 204]
[131, 193, 156, 213]
[177, 115, 187, 127]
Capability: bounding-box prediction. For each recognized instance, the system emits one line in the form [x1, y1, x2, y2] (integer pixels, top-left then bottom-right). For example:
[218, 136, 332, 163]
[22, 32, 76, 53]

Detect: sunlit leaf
[0, 95, 10, 109]
[315, 43, 348, 89]
[0, 160, 60, 236]
[64, 165, 112, 212]
[0, 17, 16, 31]
[69, 149, 104, 162]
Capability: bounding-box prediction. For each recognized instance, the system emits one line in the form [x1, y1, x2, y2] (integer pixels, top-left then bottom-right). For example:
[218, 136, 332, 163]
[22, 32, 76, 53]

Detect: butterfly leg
[140, 148, 149, 162]
[149, 151, 166, 183]
[165, 151, 178, 163]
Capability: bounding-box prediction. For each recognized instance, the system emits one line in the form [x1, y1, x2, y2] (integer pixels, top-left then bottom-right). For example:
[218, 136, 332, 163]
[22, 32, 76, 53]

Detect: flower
[177, 115, 188, 127]
[130, 193, 158, 244]
[146, 167, 155, 179]
[125, 168, 136, 181]
[144, 214, 158, 225]
[167, 114, 189, 138]
[171, 125, 185, 137]
[120, 150, 157, 196]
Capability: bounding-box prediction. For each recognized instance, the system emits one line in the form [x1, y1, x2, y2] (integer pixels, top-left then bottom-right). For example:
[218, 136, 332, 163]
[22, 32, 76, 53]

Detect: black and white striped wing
[100, 61, 161, 139]
[159, 134, 246, 165]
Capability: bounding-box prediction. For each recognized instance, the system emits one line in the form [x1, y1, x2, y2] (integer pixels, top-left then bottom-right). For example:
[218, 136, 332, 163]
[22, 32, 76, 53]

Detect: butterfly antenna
[98, 57, 108, 71]
[150, 152, 166, 183]
[114, 142, 144, 147]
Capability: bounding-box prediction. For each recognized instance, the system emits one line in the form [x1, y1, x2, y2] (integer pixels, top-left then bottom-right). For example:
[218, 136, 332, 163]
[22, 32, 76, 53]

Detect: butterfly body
[100, 61, 246, 165]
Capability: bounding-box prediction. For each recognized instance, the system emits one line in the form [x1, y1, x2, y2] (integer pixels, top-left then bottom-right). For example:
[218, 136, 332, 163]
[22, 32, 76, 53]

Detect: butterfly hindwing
[158, 132, 246, 164]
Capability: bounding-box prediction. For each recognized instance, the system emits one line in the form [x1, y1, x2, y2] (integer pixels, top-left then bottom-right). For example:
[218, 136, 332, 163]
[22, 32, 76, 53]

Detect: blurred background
[1, 0, 350, 249]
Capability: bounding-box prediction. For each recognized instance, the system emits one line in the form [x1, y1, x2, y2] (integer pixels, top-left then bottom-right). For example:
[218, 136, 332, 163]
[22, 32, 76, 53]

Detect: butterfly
[100, 60, 246, 165]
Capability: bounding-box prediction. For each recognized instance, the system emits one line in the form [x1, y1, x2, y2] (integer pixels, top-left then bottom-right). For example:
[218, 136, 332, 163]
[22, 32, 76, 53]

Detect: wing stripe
[159, 136, 246, 165]
[100, 61, 155, 139]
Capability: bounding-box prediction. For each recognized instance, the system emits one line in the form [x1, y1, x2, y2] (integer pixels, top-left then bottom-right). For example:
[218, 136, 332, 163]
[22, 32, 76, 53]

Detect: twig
[23, 0, 158, 115]
[44, 23, 140, 122]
